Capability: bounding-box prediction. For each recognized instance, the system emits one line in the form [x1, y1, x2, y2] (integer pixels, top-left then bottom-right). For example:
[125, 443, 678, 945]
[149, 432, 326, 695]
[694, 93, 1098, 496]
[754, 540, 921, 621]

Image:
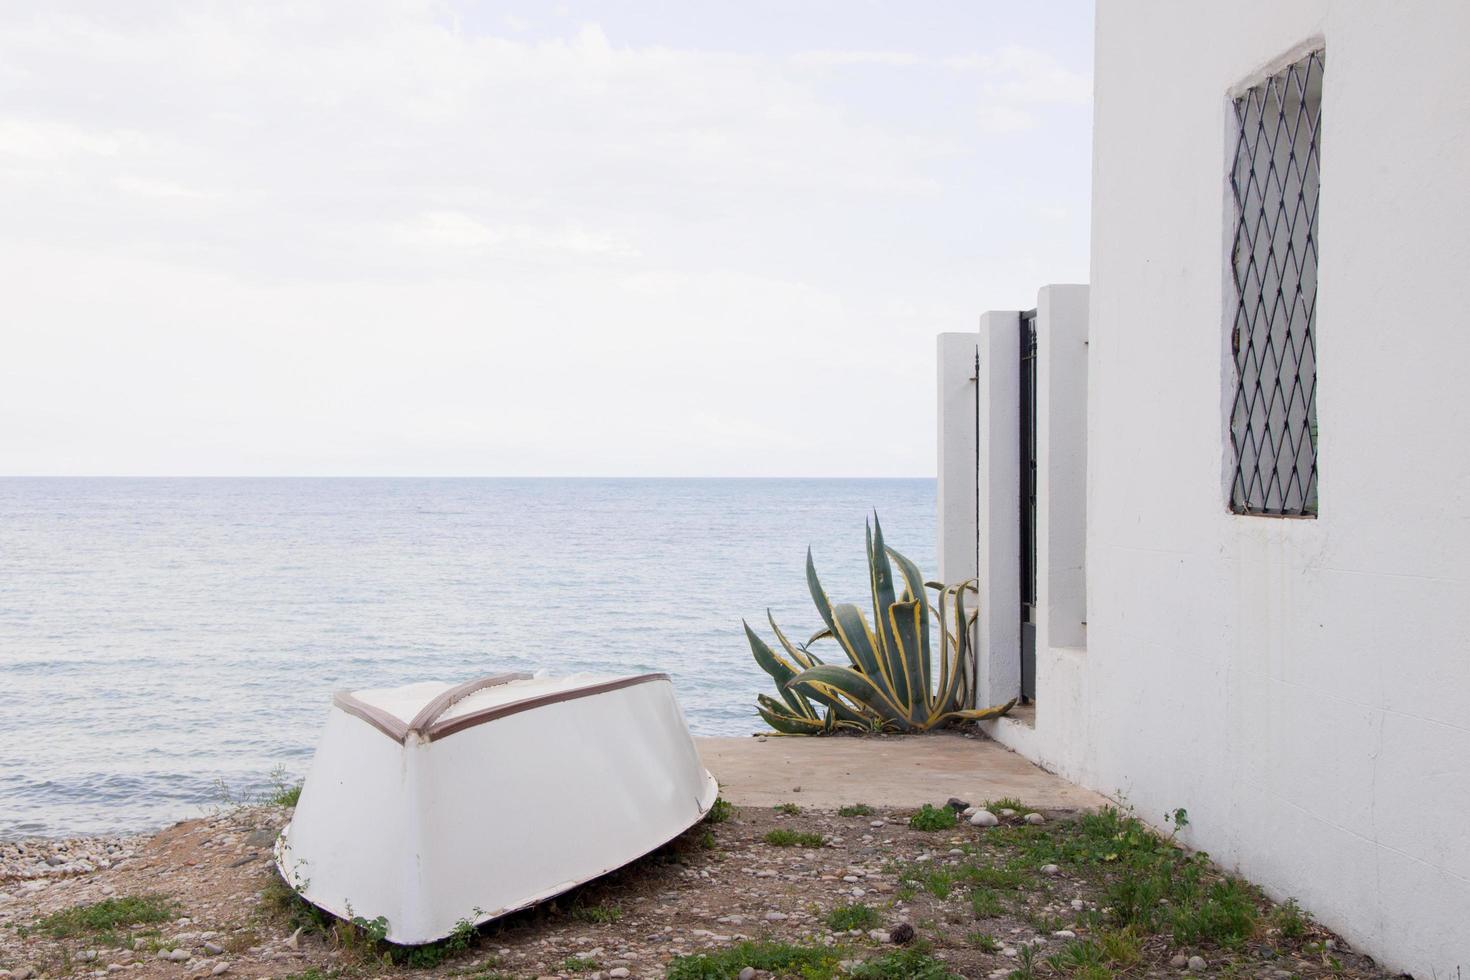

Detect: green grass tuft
[562, 955, 599, 972]
[665, 940, 842, 980]
[571, 904, 622, 925]
[763, 829, 824, 848]
[908, 804, 958, 832]
[33, 894, 175, 943]
[838, 803, 876, 817]
[705, 797, 735, 824]
[774, 802, 802, 816]
[825, 902, 881, 932]
[850, 942, 961, 979]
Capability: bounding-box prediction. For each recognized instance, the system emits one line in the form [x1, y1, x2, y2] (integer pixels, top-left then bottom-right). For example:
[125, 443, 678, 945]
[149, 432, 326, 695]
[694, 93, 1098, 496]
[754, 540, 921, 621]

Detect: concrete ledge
[695, 732, 1110, 810]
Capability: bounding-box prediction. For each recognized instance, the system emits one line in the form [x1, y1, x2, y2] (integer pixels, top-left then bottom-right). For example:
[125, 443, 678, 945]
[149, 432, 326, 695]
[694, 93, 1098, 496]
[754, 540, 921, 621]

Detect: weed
[958, 862, 1026, 891]
[1008, 943, 1040, 980]
[706, 797, 734, 824]
[850, 942, 960, 979]
[387, 915, 477, 968]
[700, 830, 717, 850]
[665, 939, 842, 980]
[763, 829, 824, 848]
[895, 885, 917, 902]
[32, 894, 175, 944]
[987, 797, 1033, 815]
[826, 903, 881, 932]
[562, 955, 599, 972]
[571, 904, 622, 925]
[970, 888, 1004, 918]
[908, 804, 958, 832]
[774, 802, 802, 816]
[1048, 938, 1105, 974]
[1098, 928, 1142, 967]
[1169, 876, 1259, 948]
[1273, 898, 1309, 939]
[919, 868, 958, 900]
[968, 931, 1002, 953]
[839, 803, 876, 817]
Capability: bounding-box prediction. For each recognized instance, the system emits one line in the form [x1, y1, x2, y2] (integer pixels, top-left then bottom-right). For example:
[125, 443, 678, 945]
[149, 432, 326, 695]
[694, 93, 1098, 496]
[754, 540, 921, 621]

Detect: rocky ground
[0, 798, 1398, 980]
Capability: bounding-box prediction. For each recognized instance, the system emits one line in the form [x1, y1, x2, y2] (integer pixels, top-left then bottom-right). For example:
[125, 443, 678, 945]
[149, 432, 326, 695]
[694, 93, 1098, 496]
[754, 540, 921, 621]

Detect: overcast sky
[1, 1, 1092, 477]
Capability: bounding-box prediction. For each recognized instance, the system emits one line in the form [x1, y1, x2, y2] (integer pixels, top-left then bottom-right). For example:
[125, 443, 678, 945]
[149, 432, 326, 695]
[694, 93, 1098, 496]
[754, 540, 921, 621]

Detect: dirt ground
[0, 796, 1397, 980]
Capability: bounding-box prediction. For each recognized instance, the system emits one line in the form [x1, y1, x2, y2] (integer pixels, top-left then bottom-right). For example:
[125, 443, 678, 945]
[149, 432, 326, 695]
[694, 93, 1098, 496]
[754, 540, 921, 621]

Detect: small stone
[969, 810, 999, 827]
[764, 911, 787, 922]
[1070, 899, 1085, 911]
[999, 809, 1017, 818]
[168, 950, 191, 962]
[1188, 955, 1207, 971]
[945, 797, 970, 812]
[608, 970, 630, 979]
[1025, 813, 1046, 825]
[738, 969, 756, 980]
[1001, 947, 1018, 958]
[1040, 864, 1060, 876]
[867, 929, 887, 942]
[1052, 930, 1075, 939]
[889, 923, 915, 945]
[211, 964, 231, 976]
[203, 942, 225, 956]
[287, 927, 303, 949]
[869, 820, 885, 828]
[77, 950, 99, 962]
[1170, 954, 1188, 968]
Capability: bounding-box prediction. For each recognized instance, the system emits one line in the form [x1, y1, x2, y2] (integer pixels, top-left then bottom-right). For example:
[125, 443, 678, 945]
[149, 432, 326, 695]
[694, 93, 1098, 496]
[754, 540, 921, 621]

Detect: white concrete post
[936, 333, 979, 587]
[1035, 285, 1090, 652]
[976, 311, 1021, 707]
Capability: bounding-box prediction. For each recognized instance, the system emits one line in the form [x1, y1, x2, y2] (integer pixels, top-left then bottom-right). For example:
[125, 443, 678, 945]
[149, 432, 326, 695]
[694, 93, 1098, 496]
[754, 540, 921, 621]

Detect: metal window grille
[1229, 50, 1323, 517]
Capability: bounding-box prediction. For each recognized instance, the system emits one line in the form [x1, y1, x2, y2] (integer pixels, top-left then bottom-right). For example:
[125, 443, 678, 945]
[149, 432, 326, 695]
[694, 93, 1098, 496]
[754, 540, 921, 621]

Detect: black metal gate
[1019, 310, 1038, 702]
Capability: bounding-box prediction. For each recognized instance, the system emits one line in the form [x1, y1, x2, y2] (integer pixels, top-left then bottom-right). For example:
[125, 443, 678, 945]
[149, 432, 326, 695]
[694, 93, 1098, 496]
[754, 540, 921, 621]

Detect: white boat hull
[275, 672, 717, 945]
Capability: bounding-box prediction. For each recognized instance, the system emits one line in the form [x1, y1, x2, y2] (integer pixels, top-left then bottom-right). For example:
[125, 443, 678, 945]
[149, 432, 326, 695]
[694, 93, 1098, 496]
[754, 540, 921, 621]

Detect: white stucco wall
[1078, 2, 1470, 973]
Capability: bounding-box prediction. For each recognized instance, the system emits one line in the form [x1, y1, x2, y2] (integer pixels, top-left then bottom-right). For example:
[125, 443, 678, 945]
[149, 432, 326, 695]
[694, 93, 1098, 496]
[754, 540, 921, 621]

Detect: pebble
[969, 810, 999, 827]
[738, 969, 756, 980]
[866, 929, 887, 942]
[1188, 955, 1208, 971]
[608, 970, 630, 979]
[211, 964, 231, 976]
[203, 942, 225, 956]
[1052, 930, 1075, 939]
[1025, 812, 1046, 825]
[1040, 864, 1060, 875]
[764, 911, 787, 921]
[999, 809, 1017, 818]
[1070, 899, 1085, 910]
[1170, 954, 1188, 968]
[869, 820, 885, 828]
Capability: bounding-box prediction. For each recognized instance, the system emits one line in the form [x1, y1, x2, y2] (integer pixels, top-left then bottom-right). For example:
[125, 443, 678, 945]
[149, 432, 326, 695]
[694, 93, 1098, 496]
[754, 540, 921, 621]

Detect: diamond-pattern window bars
[1229, 50, 1323, 517]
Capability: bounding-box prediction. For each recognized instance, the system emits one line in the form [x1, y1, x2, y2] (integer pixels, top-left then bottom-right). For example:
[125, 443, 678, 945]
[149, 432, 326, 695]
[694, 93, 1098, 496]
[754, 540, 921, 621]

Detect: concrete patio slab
[695, 732, 1110, 811]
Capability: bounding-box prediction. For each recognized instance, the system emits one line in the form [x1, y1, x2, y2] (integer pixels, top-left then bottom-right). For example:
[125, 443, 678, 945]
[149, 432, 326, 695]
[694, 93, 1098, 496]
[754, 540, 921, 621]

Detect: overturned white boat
[275, 671, 717, 945]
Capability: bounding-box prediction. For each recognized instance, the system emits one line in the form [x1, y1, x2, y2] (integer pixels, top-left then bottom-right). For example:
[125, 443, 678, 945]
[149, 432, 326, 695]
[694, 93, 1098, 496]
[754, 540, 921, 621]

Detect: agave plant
[746, 515, 1016, 734]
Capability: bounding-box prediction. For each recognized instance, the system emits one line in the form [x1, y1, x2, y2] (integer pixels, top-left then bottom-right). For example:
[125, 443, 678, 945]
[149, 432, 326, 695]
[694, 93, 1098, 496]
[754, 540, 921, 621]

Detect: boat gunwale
[331, 672, 673, 745]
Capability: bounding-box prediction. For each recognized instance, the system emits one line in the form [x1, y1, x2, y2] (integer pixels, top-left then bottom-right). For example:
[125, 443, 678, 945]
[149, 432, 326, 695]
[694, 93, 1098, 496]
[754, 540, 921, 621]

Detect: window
[1229, 50, 1323, 516]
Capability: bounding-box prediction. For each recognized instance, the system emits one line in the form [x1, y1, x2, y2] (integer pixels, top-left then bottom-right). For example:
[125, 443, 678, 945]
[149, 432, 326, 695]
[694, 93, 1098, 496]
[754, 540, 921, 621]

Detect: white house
[937, 2, 1469, 973]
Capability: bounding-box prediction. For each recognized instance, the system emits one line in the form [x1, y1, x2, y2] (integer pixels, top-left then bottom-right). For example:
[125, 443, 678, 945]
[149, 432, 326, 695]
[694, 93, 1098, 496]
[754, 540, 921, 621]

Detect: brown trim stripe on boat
[332, 690, 411, 743]
[426, 673, 671, 741]
[405, 672, 534, 735]
[332, 672, 672, 745]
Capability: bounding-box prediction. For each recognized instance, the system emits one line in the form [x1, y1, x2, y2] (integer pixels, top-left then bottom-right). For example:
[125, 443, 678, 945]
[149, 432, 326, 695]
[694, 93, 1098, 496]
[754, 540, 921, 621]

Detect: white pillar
[976, 311, 1021, 707]
[936, 333, 979, 586]
[1035, 285, 1090, 652]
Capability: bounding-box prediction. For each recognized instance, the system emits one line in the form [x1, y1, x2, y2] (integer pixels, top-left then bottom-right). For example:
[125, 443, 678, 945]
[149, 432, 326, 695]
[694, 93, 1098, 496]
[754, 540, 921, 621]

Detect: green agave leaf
[807, 627, 833, 645]
[788, 663, 909, 727]
[866, 515, 908, 711]
[757, 700, 829, 735]
[886, 598, 929, 725]
[746, 620, 817, 719]
[805, 548, 838, 635]
[830, 602, 890, 686]
[768, 612, 822, 670]
[934, 698, 1017, 725]
[886, 545, 933, 702]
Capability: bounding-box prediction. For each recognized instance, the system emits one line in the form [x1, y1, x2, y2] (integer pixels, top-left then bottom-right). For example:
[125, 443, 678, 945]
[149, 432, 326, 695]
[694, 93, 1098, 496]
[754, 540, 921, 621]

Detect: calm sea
[0, 478, 935, 838]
